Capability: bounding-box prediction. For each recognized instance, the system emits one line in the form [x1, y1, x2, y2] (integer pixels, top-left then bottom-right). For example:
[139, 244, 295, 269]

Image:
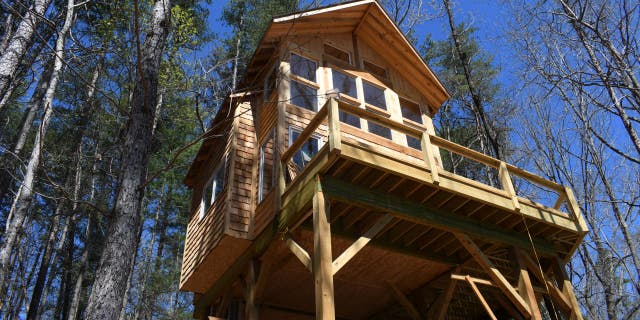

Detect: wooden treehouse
[180, 1, 588, 319]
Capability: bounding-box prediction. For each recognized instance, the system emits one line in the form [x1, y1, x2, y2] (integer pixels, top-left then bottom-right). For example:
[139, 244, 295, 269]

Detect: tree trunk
[0, 0, 52, 104]
[84, 1, 171, 318]
[0, 57, 54, 205]
[26, 204, 64, 320]
[0, 0, 75, 300]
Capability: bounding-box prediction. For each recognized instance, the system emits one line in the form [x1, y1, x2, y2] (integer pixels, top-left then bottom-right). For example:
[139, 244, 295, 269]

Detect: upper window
[324, 44, 351, 64]
[363, 81, 387, 110]
[363, 60, 387, 79]
[400, 98, 422, 124]
[289, 127, 322, 172]
[332, 70, 357, 98]
[291, 53, 317, 82]
[290, 81, 317, 111]
[200, 159, 226, 220]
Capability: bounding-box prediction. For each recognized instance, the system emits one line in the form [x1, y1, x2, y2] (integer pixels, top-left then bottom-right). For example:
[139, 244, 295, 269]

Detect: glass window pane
[201, 180, 213, 219]
[368, 122, 391, 139]
[400, 98, 422, 124]
[290, 129, 320, 170]
[363, 82, 386, 110]
[324, 44, 350, 64]
[291, 53, 316, 82]
[407, 136, 422, 150]
[213, 163, 225, 199]
[339, 111, 360, 128]
[332, 70, 357, 98]
[363, 60, 387, 79]
[290, 80, 317, 111]
[259, 133, 275, 202]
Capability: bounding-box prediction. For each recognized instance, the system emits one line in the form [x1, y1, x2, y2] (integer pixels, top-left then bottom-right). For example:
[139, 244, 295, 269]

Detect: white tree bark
[0, 0, 75, 298]
[0, 0, 53, 105]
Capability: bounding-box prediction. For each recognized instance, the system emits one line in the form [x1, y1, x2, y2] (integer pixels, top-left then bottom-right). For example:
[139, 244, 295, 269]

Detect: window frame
[200, 157, 226, 220]
[289, 52, 320, 112]
[258, 130, 275, 203]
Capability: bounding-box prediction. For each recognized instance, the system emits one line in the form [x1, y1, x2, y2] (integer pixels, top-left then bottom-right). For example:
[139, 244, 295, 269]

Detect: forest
[0, 0, 637, 319]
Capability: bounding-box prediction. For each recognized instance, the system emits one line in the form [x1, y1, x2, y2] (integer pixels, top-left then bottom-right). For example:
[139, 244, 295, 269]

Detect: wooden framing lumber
[332, 214, 392, 274]
[499, 161, 521, 212]
[435, 277, 457, 320]
[313, 177, 336, 320]
[387, 282, 421, 320]
[421, 132, 440, 185]
[285, 234, 312, 272]
[327, 98, 342, 153]
[320, 176, 557, 255]
[244, 259, 259, 320]
[514, 250, 543, 319]
[454, 233, 531, 318]
[465, 275, 498, 320]
[551, 257, 584, 320]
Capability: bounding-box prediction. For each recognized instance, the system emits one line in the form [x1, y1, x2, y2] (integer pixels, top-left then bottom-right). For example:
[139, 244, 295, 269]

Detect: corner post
[313, 175, 335, 320]
[244, 259, 259, 320]
[327, 98, 341, 153]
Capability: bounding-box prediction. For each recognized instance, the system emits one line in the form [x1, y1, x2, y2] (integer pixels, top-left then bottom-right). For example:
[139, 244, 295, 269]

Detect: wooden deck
[191, 98, 587, 319]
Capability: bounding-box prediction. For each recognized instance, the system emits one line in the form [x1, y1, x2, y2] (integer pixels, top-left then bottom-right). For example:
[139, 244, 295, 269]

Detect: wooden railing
[282, 98, 587, 231]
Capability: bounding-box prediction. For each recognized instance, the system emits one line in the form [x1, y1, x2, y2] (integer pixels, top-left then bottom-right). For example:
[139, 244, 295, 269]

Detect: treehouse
[180, 1, 588, 319]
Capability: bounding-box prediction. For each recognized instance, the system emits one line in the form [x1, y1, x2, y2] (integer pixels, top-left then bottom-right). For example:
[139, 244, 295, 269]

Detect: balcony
[254, 97, 587, 262]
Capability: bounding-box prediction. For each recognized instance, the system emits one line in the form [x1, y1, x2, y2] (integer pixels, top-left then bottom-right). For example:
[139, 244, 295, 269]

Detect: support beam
[435, 278, 456, 320]
[313, 177, 335, 320]
[320, 176, 556, 255]
[465, 275, 498, 320]
[285, 234, 312, 272]
[551, 257, 584, 320]
[332, 214, 393, 274]
[244, 260, 259, 320]
[421, 132, 440, 185]
[455, 233, 531, 318]
[387, 282, 422, 320]
[517, 250, 573, 316]
[515, 251, 543, 319]
[499, 161, 520, 212]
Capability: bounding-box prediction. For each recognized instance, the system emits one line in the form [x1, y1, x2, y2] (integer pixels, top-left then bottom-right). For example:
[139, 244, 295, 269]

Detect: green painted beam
[320, 175, 557, 255]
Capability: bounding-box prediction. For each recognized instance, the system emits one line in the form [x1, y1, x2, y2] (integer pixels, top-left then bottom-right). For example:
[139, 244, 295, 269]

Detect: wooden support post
[244, 260, 259, 320]
[465, 275, 498, 320]
[285, 234, 312, 272]
[551, 257, 584, 320]
[421, 133, 440, 185]
[387, 282, 421, 320]
[514, 250, 543, 320]
[499, 161, 521, 212]
[332, 214, 392, 274]
[455, 233, 531, 318]
[313, 176, 335, 320]
[563, 186, 588, 234]
[327, 98, 342, 153]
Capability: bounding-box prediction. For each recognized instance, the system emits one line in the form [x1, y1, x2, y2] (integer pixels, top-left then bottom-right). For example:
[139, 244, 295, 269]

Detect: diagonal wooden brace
[285, 234, 312, 272]
[455, 233, 531, 318]
[332, 214, 393, 275]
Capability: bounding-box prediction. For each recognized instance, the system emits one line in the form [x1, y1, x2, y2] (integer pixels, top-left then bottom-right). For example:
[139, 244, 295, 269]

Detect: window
[400, 98, 423, 150]
[200, 159, 226, 220]
[290, 81, 317, 111]
[289, 127, 322, 171]
[368, 122, 392, 139]
[363, 81, 386, 110]
[290, 53, 316, 82]
[332, 70, 360, 128]
[363, 60, 387, 79]
[324, 44, 351, 64]
[258, 131, 275, 202]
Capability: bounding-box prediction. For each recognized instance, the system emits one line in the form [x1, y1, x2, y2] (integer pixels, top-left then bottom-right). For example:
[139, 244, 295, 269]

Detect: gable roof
[241, 0, 450, 110]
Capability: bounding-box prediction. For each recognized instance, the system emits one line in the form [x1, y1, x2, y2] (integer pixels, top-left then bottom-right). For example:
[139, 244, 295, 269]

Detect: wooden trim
[313, 176, 335, 319]
[327, 99, 342, 153]
[454, 233, 531, 317]
[465, 275, 498, 320]
[281, 103, 328, 162]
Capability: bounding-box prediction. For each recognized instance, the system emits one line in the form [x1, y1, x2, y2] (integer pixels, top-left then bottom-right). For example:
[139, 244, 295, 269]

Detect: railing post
[327, 99, 341, 153]
[563, 186, 588, 233]
[499, 162, 521, 212]
[421, 132, 440, 185]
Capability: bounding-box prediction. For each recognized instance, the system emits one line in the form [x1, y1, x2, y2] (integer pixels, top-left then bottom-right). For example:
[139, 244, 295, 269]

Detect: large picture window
[332, 70, 360, 128]
[258, 131, 275, 202]
[200, 159, 226, 220]
[290, 53, 318, 111]
[291, 53, 317, 82]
